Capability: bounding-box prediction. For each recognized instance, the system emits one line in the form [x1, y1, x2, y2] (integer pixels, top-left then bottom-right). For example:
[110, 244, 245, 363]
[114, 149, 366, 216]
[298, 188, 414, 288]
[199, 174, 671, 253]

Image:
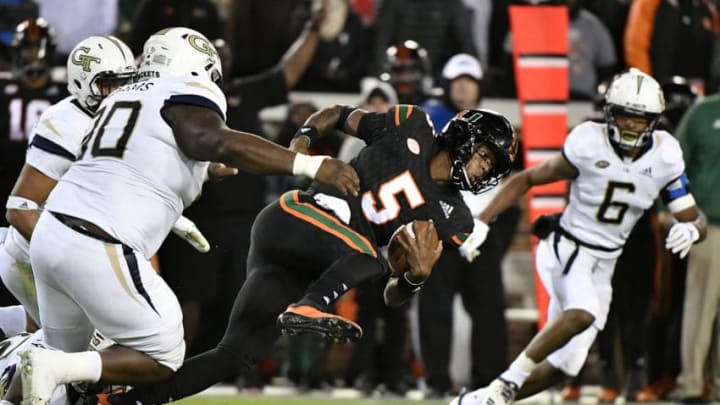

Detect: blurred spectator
[660, 77, 700, 133]
[503, 0, 616, 99]
[672, 89, 720, 403]
[0, 18, 67, 229]
[417, 53, 517, 397]
[295, 0, 371, 92]
[461, 0, 493, 68]
[624, 0, 720, 93]
[422, 53, 483, 130]
[36, 0, 119, 64]
[0, 0, 37, 70]
[157, 14, 323, 366]
[230, 0, 308, 77]
[584, 0, 632, 74]
[371, 0, 477, 76]
[129, 0, 223, 55]
[379, 40, 433, 105]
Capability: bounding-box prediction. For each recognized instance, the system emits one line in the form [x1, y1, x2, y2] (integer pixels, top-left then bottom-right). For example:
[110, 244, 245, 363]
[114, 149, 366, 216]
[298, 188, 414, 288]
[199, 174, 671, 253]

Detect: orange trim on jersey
[406, 105, 414, 119]
[394, 106, 401, 126]
[451, 235, 464, 246]
[279, 191, 378, 258]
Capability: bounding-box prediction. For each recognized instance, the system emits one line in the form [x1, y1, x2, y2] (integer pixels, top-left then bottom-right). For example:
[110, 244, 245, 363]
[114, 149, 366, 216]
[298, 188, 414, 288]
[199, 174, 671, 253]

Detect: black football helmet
[438, 109, 518, 194]
[661, 76, 698, 131]
[11, 18, 56, 80]
[380, 40, 432, 105]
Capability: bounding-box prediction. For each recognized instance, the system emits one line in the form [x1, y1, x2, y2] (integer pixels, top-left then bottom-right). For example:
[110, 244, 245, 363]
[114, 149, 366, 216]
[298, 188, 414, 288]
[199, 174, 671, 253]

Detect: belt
[50, 212, 120, 244]
[553, 226, 620, 275]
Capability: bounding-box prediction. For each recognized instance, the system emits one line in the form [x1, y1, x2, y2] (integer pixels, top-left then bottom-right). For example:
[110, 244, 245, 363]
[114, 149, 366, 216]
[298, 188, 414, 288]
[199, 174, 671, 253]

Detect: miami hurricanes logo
[71, 46, 101, 72]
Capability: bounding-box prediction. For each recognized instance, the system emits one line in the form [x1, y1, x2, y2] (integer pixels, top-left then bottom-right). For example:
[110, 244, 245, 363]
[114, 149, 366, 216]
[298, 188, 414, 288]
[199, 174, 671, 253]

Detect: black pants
[417, 206, 519, 392]
[124, 191, 385, 404]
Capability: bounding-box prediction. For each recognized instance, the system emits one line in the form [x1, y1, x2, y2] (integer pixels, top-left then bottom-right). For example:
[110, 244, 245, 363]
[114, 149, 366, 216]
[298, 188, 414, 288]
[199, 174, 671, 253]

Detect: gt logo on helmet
[70, 46, 101, 72]
[188, 34, 216, 58]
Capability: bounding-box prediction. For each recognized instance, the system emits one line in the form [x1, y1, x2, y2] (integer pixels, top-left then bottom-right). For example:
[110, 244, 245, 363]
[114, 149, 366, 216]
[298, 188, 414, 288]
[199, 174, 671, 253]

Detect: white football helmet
[67, 36, 136, 111]
[138, 27, 222, 84]
[604, 68, 665, 150]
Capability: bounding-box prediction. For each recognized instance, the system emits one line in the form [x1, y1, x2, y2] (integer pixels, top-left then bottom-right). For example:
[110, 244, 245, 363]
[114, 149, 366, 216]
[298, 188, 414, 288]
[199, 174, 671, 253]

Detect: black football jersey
[0, 76, 67, 225]
[312, 105, 473, 248]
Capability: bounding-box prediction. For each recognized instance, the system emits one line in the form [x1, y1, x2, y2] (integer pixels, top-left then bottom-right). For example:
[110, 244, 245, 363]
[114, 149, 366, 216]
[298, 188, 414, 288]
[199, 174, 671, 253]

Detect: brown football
[387, 220, 438, 276]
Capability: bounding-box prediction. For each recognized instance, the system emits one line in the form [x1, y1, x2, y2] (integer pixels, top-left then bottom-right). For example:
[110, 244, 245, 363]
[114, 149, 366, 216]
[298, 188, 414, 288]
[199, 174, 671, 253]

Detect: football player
[450, 69, 707, 405]
[0, 18, 67, 227]
[18, 27, 358, 405]
[106, 104, 518, 405]
[0, 35, 212, 331]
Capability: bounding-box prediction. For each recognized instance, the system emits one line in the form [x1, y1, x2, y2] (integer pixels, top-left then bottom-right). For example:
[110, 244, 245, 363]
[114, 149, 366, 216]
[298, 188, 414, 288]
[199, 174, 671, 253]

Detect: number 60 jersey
[559, 121, 693, 252]
[312, 105, 474, 248]
[45, 76, 227, 259]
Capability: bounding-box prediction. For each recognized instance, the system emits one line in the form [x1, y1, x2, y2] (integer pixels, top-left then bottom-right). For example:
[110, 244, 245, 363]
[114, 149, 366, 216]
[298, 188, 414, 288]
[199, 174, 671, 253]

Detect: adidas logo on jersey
[640, 167, 652, 177]
[439, 200, 454, 219]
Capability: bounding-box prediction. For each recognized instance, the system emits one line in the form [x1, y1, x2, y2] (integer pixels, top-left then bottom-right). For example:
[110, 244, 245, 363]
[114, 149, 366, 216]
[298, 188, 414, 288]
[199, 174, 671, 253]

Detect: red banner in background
[509, 5, 569, 329]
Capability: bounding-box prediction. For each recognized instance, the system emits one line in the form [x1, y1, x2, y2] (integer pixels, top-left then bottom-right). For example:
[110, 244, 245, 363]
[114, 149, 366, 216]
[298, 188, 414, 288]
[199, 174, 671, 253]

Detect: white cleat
[19, 348, 63, 405]
[449, 387, 487, 405]
[482, 378, 518, 405]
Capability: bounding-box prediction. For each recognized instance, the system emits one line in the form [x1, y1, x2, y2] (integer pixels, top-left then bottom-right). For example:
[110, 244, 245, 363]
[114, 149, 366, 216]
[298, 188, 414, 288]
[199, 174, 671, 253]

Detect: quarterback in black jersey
[107, 105, 517, 405]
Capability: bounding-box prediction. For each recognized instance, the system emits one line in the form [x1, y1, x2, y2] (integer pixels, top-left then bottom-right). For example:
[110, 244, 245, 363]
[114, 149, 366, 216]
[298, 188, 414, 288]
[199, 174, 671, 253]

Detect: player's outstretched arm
[164, 104, 360, 196]
[6, 164, 57, 240]
[384, 222, 443, 307]
[301, 105, 368, 138]
[479, 153, 576, 224]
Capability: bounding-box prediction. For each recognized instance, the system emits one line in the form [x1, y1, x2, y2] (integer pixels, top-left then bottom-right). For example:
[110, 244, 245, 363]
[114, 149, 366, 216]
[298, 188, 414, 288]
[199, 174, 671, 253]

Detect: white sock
[0, 399, 17, 405]
[0, 305, 27, 336]
[46, 350, 102, 383]
[500, 351, 538, 387]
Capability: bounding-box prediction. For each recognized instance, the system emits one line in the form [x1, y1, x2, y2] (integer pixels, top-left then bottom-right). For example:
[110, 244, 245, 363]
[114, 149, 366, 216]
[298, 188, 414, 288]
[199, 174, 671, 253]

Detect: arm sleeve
[25, 145, 73, 180]
[162, 78, 228, 121]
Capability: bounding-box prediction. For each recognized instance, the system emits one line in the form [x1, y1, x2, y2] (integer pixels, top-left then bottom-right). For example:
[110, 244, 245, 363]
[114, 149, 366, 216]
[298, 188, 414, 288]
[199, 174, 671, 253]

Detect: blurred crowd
[0, 0, 719, 402]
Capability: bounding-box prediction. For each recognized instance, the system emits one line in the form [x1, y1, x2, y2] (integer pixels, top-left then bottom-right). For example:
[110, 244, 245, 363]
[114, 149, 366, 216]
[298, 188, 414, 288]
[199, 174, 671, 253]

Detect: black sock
[297, 252, 384, 311]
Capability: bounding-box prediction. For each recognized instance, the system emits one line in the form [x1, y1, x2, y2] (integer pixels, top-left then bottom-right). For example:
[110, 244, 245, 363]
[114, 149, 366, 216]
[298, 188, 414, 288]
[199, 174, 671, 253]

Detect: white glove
[172, 216, 210, 253]
[665, 221, 700, 259]
[459, 219, 490, 263]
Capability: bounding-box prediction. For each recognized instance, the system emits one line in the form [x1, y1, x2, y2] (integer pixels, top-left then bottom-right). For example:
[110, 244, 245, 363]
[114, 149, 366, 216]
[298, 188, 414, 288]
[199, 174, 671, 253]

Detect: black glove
[530, 213, 561, 239]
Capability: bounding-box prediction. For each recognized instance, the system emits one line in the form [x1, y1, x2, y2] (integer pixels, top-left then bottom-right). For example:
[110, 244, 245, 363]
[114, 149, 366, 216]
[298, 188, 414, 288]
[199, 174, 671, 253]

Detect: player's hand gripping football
[172, 216, 211, 253]
[396, 221, 443, 283]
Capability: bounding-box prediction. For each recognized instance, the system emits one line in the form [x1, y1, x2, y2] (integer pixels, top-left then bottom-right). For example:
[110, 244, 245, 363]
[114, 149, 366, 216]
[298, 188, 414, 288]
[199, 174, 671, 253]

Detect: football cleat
[20, 348, 62, 405]
[277, 304, 362, 343]
[481, 378, 518, 405]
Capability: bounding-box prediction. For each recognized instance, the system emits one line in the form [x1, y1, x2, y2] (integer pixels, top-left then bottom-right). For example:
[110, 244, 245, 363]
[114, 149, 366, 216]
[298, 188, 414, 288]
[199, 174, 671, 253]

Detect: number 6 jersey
[45, 76, 227, 259]
[559, 121, 692, 252]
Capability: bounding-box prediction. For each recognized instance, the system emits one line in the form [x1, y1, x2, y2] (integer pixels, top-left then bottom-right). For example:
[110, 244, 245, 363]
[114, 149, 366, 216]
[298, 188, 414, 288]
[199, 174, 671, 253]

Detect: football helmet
[11, 18, 56, 80]
[67, 36, 137, 111]
[380, 40, 432, 105]
[604, 69, 664, 150]
[138, 27, 222, 84]
[438, 109, 518, 194]
[661, 76, 698, 131]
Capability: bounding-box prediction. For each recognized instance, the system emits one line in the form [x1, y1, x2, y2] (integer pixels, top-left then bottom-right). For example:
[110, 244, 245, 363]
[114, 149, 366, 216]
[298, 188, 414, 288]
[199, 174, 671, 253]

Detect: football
[387, 220, 438, 276]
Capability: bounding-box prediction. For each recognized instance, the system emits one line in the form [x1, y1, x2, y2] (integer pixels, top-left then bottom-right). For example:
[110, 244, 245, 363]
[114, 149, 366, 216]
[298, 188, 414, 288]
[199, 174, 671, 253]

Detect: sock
[297, 252, 383, 310]
[0, 305, 26, 337]
[0, 400, 16, 405]
[49, 350, 102, 383]
[500, 351, 538, 387]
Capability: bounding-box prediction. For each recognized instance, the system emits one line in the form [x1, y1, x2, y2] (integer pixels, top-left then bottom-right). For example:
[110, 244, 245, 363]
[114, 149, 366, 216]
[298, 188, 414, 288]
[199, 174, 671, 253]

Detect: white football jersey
[4, 96, 95, 263]
[560, 121, 686, 250]
[45, 76, 227, 258]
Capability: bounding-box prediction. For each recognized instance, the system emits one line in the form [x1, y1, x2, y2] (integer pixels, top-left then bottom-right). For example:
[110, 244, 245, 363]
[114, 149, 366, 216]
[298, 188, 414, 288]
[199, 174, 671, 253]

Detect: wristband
[335, 106, 356, 131]
[6, 196, 40, 210]
[292, 154, 329, 178]
[293, 125, 319, 146]
[397, 271, 424, 294]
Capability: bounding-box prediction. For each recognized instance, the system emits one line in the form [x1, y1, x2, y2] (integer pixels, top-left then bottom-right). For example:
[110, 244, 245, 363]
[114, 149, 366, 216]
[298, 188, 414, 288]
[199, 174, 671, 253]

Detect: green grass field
[174, 397, 446, 405]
